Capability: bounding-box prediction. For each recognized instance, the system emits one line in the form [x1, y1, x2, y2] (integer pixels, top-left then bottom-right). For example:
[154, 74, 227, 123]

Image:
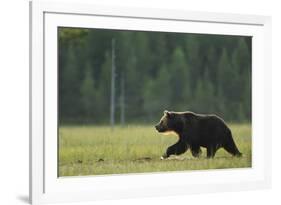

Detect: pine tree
[231, 38, 251, 121]
[60, 45, 80, 121]
[192, 69, 215, 113]
[143, 64, 171, 120]
[169, 46, 191, 109]
[96, 51, 112, 122]
[184, 35, 200, 90]
[80, 63, 96, 121]
[232, 38, 250, 74]
[206, 46, 217, 83]
[217, 48, 233, 120]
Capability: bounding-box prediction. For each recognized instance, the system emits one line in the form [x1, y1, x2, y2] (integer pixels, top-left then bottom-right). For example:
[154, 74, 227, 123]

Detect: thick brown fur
[155, 110, 242, 159]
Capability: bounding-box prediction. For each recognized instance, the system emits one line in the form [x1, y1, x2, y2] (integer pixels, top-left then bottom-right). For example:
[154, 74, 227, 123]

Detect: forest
[58, 27, 252, 124]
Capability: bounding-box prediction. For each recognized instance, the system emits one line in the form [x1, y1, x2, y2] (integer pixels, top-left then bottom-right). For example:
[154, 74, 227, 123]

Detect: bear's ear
[164, 110, 172, 118]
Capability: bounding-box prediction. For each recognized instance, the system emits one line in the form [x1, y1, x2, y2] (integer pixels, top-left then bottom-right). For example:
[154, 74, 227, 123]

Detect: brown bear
[155, 110, 242, 159]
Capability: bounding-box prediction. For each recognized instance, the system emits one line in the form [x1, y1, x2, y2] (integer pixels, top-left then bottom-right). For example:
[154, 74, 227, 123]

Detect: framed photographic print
[30, 0, 271, 204]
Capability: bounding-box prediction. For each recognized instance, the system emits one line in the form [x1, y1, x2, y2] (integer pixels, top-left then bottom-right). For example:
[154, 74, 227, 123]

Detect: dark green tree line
[58, 28, 251, 124]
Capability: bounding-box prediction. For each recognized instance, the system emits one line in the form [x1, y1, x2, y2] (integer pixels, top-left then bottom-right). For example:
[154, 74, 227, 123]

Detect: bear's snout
[155, 124, 165, 132]
[155, 125, 159, 130]
[155, 124, 162, 132]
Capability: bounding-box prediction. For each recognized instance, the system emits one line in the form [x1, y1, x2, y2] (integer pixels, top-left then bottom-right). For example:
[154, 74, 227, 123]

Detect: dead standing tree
[120, 72, 125, 125]
[110, 38, 116, 130]
[110, 38, 126, 129]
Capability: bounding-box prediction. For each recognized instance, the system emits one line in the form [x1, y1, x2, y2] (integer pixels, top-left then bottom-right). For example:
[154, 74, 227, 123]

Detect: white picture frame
[30, 1, 272, 204]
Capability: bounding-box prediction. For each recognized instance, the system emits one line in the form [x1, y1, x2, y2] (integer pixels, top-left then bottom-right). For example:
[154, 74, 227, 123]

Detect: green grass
[58, 124, 251, 176]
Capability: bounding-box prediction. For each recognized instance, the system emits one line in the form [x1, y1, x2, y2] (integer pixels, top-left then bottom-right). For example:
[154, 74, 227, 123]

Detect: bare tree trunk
[120, 72, 125, 125]
[110, 38, 116, 130]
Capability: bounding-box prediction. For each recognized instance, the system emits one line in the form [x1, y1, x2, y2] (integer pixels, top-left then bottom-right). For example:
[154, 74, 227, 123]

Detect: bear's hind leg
[223, 141, 242, 157]
[191, 146, 202, 158]
[222, 131, 242, 157]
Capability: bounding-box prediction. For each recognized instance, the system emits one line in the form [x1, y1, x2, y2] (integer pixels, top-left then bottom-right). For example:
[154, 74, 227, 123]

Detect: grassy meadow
[58, 124, 251, 177]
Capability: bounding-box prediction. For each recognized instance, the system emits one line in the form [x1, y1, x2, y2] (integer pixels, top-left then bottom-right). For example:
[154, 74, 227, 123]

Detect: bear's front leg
[206, 145, 218, 158]
[161, 140, 189, 159]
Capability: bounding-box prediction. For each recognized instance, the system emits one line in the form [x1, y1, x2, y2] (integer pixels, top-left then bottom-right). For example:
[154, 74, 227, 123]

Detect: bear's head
[155, 110, 181, 133]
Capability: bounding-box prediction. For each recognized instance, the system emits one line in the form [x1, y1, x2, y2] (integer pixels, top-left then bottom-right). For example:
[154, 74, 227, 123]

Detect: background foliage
[58, 28, 251, 124]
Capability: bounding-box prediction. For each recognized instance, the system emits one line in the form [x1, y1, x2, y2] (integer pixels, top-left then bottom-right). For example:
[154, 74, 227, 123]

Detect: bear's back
[180, 111, 228, 132]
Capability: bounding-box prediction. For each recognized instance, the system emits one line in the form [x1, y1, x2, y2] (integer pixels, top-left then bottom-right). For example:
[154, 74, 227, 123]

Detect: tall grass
[59, 124, 251, 176]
